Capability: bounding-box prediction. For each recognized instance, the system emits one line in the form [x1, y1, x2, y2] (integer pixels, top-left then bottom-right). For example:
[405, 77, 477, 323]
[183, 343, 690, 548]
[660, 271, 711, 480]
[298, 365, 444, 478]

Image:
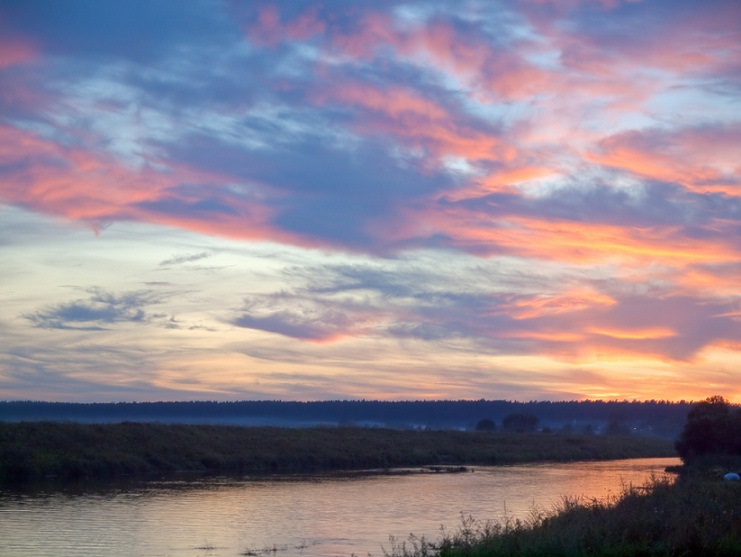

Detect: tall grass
[385, 474, 741, 556]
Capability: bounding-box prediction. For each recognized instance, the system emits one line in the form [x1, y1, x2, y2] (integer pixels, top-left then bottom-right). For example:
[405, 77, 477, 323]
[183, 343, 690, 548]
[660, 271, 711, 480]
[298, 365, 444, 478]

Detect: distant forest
[0, 399, 699, 439]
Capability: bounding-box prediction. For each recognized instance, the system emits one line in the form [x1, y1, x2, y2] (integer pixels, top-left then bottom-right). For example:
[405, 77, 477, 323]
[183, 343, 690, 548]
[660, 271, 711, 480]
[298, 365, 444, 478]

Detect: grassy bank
[0, 422, 675, 483]
[387, 470, 741, 557]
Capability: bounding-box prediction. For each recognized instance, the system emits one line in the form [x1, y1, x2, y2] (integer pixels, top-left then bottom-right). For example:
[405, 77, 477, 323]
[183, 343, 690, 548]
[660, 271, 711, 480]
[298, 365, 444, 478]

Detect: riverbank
[387, 468, 741, 556]
[0, 422, 675, 483]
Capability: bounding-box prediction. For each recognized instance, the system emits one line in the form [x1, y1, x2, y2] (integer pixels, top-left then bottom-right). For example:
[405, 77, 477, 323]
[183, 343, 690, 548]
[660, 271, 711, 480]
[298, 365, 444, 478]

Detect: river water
[0, 457, 679, 557]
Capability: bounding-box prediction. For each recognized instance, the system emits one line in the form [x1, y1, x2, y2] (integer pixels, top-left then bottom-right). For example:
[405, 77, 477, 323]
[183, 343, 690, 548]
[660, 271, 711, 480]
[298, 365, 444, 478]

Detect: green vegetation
[0, 422, 674, 483]
[385, 474, 741, 557]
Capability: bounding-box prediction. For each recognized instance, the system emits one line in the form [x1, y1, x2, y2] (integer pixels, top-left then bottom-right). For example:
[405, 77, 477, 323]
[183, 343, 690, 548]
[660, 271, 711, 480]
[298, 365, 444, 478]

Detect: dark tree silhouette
[475, 418, 497, 431]
[502, 412, 538, 432]
[675, 396, 741, 462]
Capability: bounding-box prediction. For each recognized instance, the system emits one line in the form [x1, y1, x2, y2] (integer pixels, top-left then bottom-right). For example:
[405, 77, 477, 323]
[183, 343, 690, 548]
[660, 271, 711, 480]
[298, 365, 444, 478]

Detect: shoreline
[385, 466, 741, 556]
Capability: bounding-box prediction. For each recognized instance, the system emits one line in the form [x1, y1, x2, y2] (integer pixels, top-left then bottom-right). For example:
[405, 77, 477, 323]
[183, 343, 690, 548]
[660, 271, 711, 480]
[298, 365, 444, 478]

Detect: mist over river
[0, 458, 678, 557]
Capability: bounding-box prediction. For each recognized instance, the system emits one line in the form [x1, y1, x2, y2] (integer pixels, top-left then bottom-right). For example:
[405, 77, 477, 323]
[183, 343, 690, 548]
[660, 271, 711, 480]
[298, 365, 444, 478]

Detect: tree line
[0, 399, 694, 437]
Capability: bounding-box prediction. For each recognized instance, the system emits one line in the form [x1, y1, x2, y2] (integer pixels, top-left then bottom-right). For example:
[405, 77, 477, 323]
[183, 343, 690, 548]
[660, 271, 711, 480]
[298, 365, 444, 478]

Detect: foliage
[675, 396, 741, 463]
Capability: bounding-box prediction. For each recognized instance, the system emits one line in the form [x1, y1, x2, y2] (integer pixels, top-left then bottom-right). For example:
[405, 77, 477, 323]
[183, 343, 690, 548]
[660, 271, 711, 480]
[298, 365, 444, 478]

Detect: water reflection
[0, 458, 679, 557]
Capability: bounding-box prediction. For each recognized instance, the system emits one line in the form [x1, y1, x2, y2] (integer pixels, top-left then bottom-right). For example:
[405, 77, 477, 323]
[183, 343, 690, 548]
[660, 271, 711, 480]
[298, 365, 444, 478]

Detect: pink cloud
[328, 12, 396, 59]
[325, 82, 449, 121]
[0, 125, 310, 245]
[400, 19, 492, 80]
[516, 0, 740, 125]
[317, 80, 516, 167]
[243, 3, 326, 47]
[0, 125, 170, 220]
[445, 165, 558, 200]
[324, 9, 557, 104]
[639, 4, 741, 76]
[0, 36, 37, 68]
[589, 126, 741, 195]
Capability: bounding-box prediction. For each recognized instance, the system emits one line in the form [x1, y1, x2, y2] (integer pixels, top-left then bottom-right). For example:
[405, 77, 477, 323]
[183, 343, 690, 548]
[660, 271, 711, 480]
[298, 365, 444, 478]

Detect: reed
[385, 472, 741, 556]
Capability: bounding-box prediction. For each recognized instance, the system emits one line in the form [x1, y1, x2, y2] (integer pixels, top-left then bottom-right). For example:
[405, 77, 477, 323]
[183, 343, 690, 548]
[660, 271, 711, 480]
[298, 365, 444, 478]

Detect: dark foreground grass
[386, 473, 741, 557]
[0, 422, 674, 483]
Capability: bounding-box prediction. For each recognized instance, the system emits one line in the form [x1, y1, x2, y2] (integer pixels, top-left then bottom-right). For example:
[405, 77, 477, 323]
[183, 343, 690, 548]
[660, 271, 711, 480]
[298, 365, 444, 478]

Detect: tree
[675, 396, 741, 462]
[502, 413, 538, 432]
[474, 418, 496, 431]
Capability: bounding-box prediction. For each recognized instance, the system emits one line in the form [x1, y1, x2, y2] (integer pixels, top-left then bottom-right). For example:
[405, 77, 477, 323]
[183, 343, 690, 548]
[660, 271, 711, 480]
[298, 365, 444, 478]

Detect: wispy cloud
[159, 251, 212, 266]
[227, 259, 741, 363]
[25, 288, 163, 330]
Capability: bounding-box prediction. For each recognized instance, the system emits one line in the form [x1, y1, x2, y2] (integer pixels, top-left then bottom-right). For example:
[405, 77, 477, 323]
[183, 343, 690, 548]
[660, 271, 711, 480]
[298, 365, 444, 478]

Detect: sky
[1, 0, 740, 403]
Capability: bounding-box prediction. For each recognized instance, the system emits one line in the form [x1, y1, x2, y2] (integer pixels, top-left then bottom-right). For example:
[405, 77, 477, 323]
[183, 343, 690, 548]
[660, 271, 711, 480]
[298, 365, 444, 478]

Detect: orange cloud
[500, 330, 585, 342]
[588, 327, 677, 340]
[672, 266, 741, 298]
[509, 288, 617, 320]
[434, 211, 740, 266]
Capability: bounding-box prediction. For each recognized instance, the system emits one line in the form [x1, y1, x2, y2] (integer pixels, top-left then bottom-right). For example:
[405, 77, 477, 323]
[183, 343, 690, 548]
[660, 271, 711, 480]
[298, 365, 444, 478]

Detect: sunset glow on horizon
[1, 0, 740, 403]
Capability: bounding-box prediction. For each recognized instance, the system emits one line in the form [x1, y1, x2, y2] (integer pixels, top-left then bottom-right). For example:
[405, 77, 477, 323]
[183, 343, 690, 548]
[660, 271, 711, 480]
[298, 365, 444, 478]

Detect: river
[0, 457, 679, 557]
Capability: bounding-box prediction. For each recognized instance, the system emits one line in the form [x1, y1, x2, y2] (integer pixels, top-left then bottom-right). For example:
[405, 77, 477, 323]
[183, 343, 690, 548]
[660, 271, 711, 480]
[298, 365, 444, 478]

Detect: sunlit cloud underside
[1, 0, 740, 402]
